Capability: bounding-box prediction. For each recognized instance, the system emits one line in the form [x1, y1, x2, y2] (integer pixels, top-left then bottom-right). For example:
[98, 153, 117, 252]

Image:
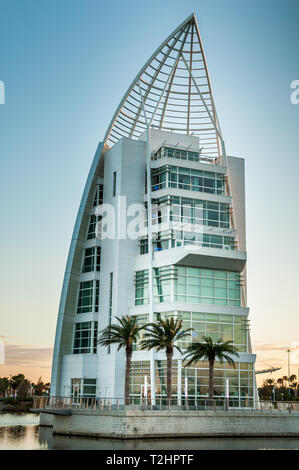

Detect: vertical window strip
[77, 280, 100, 314]
[87, 215, 102, 240]
[77, 281, 94, 313]
[95, 280, 100, 312]
[73, 321, 98, 355]
[82, 246, 101, 273]
[108, 272, 113, 354]
[113, 171, 116, 197]
[96, 247, 101, 271]
[82, 247, 95, 273]
[93, 184, 103, 207]
[93, 321, 98, 353]
[73, 322, 92, 354]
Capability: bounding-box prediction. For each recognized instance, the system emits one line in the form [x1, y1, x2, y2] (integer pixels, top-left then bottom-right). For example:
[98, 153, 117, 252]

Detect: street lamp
[287, 349, 291, 398]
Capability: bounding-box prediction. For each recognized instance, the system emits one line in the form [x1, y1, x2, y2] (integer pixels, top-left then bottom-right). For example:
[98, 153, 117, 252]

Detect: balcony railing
[151, 147, 221, 166]
[32, 396, 299, 413]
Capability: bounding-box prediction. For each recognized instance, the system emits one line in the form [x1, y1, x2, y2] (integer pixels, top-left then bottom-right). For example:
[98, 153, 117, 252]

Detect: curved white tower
[51, 14, 256, 407]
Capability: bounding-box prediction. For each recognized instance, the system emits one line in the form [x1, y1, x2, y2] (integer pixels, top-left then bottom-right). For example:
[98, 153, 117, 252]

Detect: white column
[184, 375, 188, 398]
[225, 378, 229, 410]
[226, 378, 229, 398]
[177, 359, 182, 406]
[146, 127, 156, 406]
[138, 80, 156, 405]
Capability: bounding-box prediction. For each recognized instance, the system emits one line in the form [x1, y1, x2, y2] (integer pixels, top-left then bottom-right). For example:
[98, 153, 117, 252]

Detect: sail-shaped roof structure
[104, 13, 222, 159]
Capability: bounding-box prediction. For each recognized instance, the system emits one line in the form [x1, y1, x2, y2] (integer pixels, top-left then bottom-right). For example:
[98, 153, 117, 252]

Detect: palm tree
[277, 378, 284, 388]
[289, 375, 297, 398]
[97, 315, 145, 405]
[282, 375, 289, 387]
[184, 336, 239, 404]
[140, 317, 192, 403]
[266, 378, 276, 400]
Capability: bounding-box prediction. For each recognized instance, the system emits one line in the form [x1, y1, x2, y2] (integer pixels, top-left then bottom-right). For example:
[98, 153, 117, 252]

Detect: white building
[50, 14, 257, 407]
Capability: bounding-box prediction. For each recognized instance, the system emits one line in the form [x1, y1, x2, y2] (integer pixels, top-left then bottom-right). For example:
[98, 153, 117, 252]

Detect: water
[0, 413, 299, 450]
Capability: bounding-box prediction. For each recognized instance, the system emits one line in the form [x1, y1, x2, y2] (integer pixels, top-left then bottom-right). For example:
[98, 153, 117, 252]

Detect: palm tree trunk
[166, 348, 173, 404]
[208, 359, 215, 405]
[125, 348, 132, 406]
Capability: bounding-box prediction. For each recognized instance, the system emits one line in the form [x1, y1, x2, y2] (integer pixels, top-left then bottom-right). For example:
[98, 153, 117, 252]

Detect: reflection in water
[40, 429, 299, 450]
[0, 413, 46, 450]
[0, 413, 299, 450]
[0, 413, 39, 427]
[0, 425, 46, 450]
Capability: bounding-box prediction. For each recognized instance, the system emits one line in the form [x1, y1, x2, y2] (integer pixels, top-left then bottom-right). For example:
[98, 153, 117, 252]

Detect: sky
[0, 0, 298, 385]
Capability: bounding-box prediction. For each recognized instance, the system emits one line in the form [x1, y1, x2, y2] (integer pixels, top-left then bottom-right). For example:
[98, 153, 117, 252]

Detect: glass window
[87, 215, 102, 240]
[77, 280, 99, 314]
[93, 184, 103, 207]
[73, 322, 98, 354]
[82, 247, 101, 273]
[151, 164, 225, 195]
[83, 378, 96, 397]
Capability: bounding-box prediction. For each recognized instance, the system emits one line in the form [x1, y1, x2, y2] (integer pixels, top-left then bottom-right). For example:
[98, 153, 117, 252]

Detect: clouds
[252, 340, 299, 385]
[2, 341, 53, 369]
[254, 343, 288, 352]
[253, 340, 299, 364]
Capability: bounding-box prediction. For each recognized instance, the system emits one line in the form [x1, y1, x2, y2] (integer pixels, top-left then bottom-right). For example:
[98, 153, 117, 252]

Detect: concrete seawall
[40, 412, 54, 427]
[39, 410, 299, 439]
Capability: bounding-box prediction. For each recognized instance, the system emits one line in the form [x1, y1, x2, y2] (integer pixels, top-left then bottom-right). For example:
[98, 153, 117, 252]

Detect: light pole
[287, 349, 291, 399]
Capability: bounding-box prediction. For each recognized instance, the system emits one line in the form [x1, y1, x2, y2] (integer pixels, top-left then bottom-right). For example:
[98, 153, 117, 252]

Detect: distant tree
[277, 378, 284, 388]
[258, 379, 276, 401]
[0, 377, 10, 397]
[282, 375, 289, 387]
[33, 377, 50, 396]
[10, 374, 31, 399]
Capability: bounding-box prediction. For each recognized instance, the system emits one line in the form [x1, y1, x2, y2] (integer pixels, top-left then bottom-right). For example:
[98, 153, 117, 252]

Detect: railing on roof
[151, 146, 221, 165]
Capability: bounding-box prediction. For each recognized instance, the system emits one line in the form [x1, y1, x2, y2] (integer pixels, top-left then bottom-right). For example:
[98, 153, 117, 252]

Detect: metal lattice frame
[103, 13, 223, 159]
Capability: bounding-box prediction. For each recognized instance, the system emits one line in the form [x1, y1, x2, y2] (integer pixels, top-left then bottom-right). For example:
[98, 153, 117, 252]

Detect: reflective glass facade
[130, 360, 254, 407]
[152, 165, 225, 195]
[132, 312, 248, 353]
[151, 196, 230, 229]
[139, 231, 236, 254]
[135, 266, 241, 307]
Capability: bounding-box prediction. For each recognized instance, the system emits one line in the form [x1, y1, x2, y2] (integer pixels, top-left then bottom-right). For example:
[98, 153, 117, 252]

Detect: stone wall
[39, 412, 54, 427]
[44, 410, 299, 439]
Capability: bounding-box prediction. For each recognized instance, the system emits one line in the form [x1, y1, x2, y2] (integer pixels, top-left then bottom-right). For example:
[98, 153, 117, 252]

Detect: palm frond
[140, 317, 192, 353]
[97, 314, 145, 351]
[183, 336, 239, 368]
